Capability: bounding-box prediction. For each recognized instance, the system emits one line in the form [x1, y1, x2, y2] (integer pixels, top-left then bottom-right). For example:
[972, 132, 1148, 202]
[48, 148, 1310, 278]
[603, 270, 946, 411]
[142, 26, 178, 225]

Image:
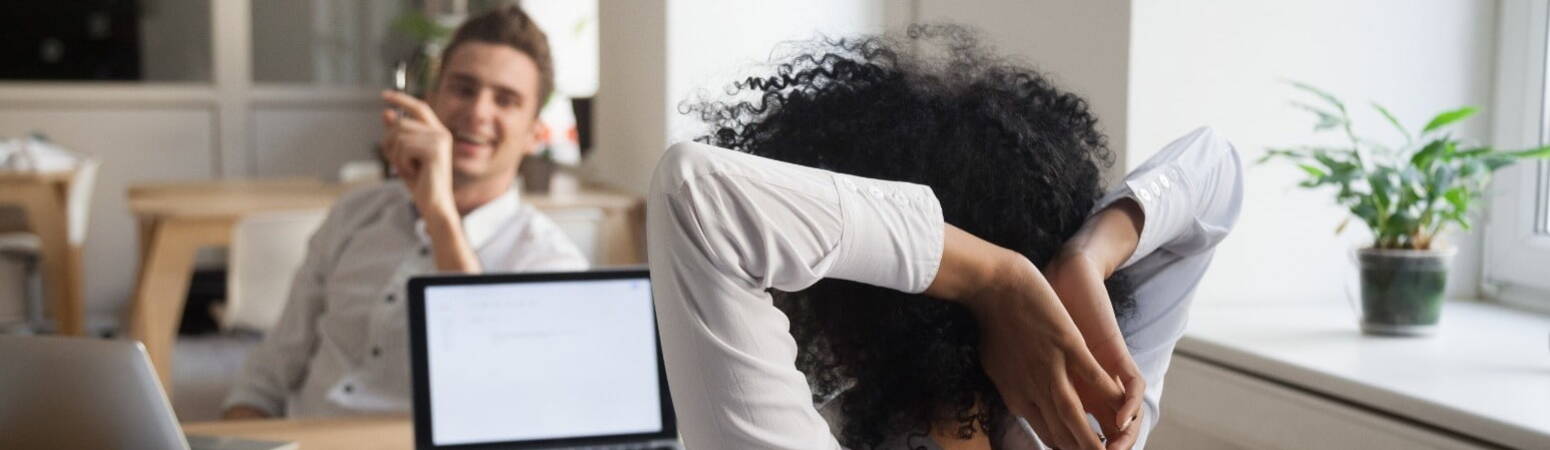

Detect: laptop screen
[411, 272, 668, 447]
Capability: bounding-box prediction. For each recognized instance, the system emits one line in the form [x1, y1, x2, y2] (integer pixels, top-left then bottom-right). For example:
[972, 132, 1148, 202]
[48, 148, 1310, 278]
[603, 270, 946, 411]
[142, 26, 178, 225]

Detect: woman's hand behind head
[963, 253, 1121, 450]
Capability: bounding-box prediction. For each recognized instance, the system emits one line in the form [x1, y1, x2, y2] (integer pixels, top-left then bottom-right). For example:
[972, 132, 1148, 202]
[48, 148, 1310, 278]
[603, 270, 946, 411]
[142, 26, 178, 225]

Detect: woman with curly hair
[647, 25, 1242, 450]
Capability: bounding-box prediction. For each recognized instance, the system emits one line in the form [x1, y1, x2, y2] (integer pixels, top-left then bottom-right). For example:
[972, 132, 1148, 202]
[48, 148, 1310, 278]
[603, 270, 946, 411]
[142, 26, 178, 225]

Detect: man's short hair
[439, 4, 555, 108]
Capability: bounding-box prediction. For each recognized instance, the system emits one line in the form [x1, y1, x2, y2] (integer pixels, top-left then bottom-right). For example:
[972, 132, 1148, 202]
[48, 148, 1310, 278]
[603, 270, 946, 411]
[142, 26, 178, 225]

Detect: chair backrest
[539, 207, 603, 264]
[66, 158, 100, 245]
[338, 159, 384, 184]
[223, 209, 327, 333]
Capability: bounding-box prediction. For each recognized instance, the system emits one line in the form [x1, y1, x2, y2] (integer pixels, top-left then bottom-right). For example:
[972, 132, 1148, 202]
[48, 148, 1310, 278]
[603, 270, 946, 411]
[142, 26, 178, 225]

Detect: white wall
[590, 0, 1134, 193]
[588, 0, 891, 194]
[848, 0, 1497, 303]
[1128, 0, 1499, 303]
[664, 0, 888, 144]
[251, 105, 383, 178]
[914, 0, 1133, 181]
[588, 0, 670, 195]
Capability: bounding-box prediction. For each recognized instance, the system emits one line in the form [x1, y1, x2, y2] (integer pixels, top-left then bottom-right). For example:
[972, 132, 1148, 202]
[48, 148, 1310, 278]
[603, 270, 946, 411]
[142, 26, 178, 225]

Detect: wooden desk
[127, 179, 347, 391]
[0, 170, 84, 335]
[182, 417, 412, 450]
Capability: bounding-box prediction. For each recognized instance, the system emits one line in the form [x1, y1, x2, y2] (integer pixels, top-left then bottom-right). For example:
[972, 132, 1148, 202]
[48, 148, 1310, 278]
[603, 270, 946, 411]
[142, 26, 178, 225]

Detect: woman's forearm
[1061, 198, 1144, 276]
[925, 225, 1026, 302]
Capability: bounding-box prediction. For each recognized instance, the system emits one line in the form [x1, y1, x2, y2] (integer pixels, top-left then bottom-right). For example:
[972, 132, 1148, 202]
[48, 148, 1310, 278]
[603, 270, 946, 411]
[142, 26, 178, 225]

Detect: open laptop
[407, 269, 678, 450]
[0, 335, 295, 450]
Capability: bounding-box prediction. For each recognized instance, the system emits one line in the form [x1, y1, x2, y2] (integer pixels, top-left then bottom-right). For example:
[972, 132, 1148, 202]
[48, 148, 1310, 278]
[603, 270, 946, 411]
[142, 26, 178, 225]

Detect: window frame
[1483, 0, 1550, 311]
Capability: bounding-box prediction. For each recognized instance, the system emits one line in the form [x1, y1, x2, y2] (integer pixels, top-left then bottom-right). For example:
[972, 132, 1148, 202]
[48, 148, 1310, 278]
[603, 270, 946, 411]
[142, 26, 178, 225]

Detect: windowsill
[1176, 299, 1550, 449]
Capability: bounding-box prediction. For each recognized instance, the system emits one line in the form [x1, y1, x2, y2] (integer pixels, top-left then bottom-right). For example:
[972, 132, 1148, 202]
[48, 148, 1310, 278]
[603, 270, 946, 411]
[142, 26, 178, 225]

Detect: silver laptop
[407, 269, 678, 450]
[0, 335, 294, 450]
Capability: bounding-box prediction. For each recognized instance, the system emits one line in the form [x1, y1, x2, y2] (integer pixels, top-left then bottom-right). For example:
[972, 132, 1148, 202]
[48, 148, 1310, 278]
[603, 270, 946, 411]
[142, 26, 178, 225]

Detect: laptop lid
[408, 269, 675, 449]
[0, 336, 190, 450]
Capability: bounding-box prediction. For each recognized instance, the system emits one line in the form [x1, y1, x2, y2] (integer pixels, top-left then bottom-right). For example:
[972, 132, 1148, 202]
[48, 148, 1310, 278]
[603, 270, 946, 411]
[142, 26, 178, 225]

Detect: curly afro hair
[683, 24, 1137, 449]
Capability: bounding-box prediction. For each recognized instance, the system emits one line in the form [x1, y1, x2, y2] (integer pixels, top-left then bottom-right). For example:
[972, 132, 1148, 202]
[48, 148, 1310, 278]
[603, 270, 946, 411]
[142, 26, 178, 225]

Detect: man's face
[429, 41, 545, 186]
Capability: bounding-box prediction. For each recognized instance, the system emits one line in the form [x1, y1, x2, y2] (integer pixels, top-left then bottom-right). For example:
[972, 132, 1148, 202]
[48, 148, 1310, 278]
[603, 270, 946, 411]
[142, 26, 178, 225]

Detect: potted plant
[1263, 83, 1550, 336]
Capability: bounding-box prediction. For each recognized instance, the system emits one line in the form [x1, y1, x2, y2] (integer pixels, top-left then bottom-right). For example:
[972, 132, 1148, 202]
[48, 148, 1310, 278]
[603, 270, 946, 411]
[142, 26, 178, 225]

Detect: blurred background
[0, 1, 1545, 447]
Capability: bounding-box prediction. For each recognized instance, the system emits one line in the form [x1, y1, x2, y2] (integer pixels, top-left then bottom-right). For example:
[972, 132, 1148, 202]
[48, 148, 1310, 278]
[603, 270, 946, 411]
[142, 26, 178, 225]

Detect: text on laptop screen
[423, 278, 661, 446]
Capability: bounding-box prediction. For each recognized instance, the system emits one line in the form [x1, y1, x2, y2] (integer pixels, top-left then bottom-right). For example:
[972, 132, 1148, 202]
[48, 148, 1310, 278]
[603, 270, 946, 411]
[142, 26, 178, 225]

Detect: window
[1541, 156, 1549, 233]
[1484, 0, 1550, 309]
[250, 0, 408, 86]
[0, 0, 213, 82]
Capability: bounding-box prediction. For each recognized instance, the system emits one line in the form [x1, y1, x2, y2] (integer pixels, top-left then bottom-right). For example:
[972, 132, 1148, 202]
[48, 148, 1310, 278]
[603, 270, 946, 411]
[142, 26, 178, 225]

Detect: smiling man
[222, 5, 586, 419]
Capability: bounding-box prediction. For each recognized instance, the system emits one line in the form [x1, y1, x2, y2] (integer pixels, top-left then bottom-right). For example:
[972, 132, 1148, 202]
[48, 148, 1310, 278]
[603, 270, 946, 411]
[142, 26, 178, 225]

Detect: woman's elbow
[650, 141, 722, 199]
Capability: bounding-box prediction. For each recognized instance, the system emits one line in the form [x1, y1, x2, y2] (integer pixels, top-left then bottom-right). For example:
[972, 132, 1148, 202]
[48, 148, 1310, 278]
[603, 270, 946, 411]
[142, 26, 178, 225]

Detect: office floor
[172, 332, 261, 421]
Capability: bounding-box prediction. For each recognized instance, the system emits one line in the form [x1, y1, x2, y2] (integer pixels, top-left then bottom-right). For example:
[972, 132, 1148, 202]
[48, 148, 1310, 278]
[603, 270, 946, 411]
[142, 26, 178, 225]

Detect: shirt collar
[412, 184, 523, 250]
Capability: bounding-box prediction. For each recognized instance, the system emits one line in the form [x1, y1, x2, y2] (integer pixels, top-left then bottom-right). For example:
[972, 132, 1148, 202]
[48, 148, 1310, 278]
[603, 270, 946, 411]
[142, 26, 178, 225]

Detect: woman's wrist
[1060, 198, 1144, 278]
[926, 225, 1031, 306]
[965, 252, 1045, 316]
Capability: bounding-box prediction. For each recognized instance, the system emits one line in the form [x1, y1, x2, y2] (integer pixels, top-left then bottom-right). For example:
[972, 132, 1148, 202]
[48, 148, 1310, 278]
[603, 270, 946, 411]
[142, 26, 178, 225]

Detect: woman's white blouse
[646, 127, 1243, 449]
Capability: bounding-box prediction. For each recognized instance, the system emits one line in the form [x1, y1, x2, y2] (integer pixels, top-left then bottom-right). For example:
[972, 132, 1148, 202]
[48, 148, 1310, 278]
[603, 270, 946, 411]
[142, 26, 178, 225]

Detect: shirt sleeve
[647, 142, 944, 449]
[1095, 127, 1243, 270]
[1086, 127, 1245, 450]
[221, 209, 340, 416]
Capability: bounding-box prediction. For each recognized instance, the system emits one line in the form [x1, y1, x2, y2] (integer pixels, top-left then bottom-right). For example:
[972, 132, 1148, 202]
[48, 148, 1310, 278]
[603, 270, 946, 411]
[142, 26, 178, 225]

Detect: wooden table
[0, 169, 84, 335]
[182, 417, 412, 450]
[128, 179, 348, 391]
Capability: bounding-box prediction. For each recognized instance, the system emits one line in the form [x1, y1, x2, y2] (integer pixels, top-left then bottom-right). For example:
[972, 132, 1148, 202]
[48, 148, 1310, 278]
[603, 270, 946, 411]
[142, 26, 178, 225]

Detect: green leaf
[1421, 106, 1478, 133]
[392, 12, 452, 42]
[1459, 159, 1488, 178]
[1312, 151, 1346, 170]
[1484, 155, 1517, 171]
[1351, 200, 1380, 229]
[1452, 212, 1473, 230]
[1503, 145, 1550, 160]
[1447, 147, 1491, 162]
[1256, 148, 1306, 165]
[1409, 140, 1447, 171]
[1288, 81, 1347, 111]
[1444, 187, 1468, 213]
[1370, 171, 1393, 209]
[1372, 103, 1413, 144]
[1430, 165, 1457, 195]
[1290, 101, 1346, 131]
[1299, 164, 1328, 179]
[1400, 167, 1426, 203]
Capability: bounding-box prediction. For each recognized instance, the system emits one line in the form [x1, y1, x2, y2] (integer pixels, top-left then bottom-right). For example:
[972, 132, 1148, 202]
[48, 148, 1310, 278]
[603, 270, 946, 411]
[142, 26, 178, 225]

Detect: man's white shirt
[224, 183, 588, 417]
[646, 127, 1243, 449]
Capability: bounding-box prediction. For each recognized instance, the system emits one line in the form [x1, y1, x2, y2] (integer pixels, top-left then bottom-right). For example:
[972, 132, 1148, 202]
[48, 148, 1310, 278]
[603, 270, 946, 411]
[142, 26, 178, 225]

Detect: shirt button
[419, 246, 430, 256]
[371, 347, 382, 357]
[343, 384, 354, 394]
[385, 293, 395, 303]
